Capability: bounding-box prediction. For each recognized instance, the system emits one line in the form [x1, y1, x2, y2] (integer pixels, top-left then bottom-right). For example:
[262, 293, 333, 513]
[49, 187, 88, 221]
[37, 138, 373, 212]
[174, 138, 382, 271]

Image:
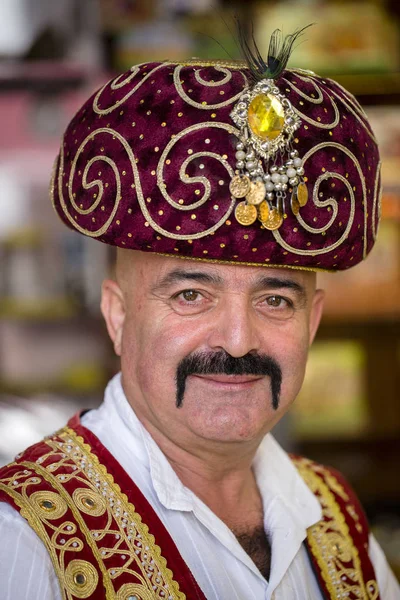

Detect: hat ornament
[229, 26, 312, 230]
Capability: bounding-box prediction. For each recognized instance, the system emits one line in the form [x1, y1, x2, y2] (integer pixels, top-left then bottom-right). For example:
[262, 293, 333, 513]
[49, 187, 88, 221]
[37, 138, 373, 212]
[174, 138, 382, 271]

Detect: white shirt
[0, 373, 398, 599]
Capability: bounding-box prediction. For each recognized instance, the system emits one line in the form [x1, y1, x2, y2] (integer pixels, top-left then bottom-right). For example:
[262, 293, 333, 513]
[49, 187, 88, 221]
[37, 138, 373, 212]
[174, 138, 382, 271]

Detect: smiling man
[0, 30, 399, 600]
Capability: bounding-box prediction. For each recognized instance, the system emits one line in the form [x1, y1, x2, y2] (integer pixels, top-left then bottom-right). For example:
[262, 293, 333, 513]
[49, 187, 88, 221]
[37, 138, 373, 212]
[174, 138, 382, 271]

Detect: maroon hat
[50, 58, 381, 271]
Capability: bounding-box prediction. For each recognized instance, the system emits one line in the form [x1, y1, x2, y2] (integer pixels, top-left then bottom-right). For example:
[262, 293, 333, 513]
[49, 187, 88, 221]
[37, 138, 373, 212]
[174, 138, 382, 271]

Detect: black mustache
[175, 351, 282, 410]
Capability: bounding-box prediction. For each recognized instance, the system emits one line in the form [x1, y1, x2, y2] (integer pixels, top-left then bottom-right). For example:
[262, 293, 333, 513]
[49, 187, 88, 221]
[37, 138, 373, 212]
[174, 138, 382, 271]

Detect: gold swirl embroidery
[93, 63, 166, 116]
[324, 75, 378, 144]
[0, 478, 69, 595]
[296, 95, 340, 129]
[49, 155, 58, 211]
[173, 65, 247, 110]
[60, 123, 238, 242]
[72, 488, 107, 517]
[194, 66, 233, 87]
[152, 121, 238, 240]
[293, 71, 377, 143]
[64, 559, 99, 598]
[0, 429, 187, 600]
[283, 73, 324, 103]
[58, 129, 122, 237]
[273, 142, 364, 257]
[296, 174, 353, 235]
[117, 582, 157, 600]
[110, 65, 141, 90]
[329, 87, 378, 144]
[293, 457, 378, 600]
[74, 155, 118, 215]
[283, 72, 340, 128]
[58, 427, 186, 599]
[372, 160, 382, 241]
[366, 579, 379, 600]
[30, 490, 68, 520]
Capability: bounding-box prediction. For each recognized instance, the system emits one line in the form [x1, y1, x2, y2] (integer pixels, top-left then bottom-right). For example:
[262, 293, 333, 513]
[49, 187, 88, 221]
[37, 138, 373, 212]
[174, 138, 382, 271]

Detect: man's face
[102, 251, 324, 449]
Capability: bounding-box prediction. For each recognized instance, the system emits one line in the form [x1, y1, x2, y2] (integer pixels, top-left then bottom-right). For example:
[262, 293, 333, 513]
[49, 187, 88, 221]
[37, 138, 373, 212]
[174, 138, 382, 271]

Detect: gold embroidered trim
[153, 121, 238, 239]
[282, 74, 324, 104]
[294, 457, 378, 600]
[194, 67, 232, 87]
[58, 129, 123, 238]
[173, 59, 247, 69]
[372, 161, 382, 241]
[328, 82, 378, 144]
[64, 559, 99, 598]
[273, 141, 364, 257]
[287, 76, 340, 129]
[0, 477, 68, 597]
[152, 252, 334, 273]
[0, 428, 187, 600]
[93, 63, 166, 116]
[49, 156, 58, 212]
[173, 65, 246, 110]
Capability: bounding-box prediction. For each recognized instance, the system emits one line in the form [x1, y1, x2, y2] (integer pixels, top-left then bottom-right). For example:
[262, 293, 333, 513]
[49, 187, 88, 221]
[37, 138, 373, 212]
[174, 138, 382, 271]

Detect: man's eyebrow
[153, 269, 224, 291]
[253, 276, 307, 300]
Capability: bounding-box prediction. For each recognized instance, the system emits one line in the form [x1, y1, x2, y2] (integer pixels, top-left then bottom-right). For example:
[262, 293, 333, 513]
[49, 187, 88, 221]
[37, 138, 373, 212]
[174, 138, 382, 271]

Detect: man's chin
[184, 403, 274, 444]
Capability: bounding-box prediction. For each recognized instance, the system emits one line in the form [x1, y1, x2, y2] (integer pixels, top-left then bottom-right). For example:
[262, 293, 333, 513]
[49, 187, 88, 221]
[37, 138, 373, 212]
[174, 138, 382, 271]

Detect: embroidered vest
[0, 414, 380, 600]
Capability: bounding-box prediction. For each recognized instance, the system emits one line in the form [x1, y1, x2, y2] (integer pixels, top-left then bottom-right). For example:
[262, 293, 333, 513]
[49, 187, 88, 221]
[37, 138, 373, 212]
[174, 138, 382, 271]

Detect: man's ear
[309, 288, 325, 346]
[100, 279, 125, 356]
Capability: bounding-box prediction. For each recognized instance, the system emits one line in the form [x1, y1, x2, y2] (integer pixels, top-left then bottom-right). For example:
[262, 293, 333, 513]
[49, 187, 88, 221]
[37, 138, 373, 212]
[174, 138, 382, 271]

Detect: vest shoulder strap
[292, 454, 380, 600]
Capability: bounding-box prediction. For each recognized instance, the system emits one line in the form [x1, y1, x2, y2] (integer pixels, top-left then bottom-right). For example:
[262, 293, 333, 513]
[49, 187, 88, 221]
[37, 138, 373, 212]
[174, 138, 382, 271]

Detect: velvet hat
[50, 53, 381, 271]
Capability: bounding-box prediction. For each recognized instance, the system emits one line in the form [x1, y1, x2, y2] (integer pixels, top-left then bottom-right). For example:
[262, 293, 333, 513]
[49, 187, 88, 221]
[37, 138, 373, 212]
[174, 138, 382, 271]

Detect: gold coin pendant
[235, 201, 257, 226]
[258, 200, 270, 222]
[246, 181, 266, 206]
[291, 193, 300, 216]
[297, 182, 308, 207]
[229, 175, 251, 198]
[263, 207, 283, 230]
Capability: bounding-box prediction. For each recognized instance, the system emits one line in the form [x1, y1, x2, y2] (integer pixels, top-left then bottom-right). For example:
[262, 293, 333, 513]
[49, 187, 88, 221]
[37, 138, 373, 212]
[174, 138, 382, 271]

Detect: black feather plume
[235, 20, 314, 81]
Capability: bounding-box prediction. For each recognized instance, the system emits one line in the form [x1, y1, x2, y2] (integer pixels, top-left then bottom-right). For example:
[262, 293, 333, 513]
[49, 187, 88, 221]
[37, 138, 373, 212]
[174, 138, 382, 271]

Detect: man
[0, 29, 399, 599]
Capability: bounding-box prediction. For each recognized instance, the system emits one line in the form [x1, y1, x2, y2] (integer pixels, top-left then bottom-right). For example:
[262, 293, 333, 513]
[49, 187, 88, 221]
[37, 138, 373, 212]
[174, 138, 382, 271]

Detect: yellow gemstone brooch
[230, 26, 311, 230]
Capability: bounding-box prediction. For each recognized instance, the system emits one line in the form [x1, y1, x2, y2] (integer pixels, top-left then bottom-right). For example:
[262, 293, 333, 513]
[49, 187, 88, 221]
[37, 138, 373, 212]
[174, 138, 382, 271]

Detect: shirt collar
[104, 372, 322, 529]
[104, 373, 193, 511]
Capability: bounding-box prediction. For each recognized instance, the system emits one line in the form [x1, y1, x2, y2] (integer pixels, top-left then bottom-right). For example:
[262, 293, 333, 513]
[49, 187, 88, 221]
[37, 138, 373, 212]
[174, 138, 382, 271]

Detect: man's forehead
[133, 252, 316, 289]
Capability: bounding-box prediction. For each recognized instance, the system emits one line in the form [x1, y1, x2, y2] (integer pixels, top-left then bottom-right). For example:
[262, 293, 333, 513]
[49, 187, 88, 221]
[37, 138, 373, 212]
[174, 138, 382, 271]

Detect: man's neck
[140, 414, 263, 529]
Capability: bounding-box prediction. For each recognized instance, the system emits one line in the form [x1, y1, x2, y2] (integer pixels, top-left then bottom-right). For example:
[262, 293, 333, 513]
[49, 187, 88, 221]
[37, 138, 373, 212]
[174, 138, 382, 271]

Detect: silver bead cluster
[235, 141, 305, 211]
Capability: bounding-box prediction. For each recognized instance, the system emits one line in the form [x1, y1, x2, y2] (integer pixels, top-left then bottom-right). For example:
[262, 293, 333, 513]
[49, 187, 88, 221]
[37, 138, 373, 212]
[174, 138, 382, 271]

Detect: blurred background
[0, 0, 399, 579]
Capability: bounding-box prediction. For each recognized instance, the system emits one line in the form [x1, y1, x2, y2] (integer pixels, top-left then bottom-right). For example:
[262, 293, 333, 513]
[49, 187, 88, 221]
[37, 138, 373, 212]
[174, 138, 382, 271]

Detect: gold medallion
[246, 181, 266, 206]
[297, 182, 308, 207]
[291, 193, 300, 216]
[235, 201, 257, 226]
[262, 207, 283, 230]
[229, 175, 251, 198]
[258, 200, 270, 222]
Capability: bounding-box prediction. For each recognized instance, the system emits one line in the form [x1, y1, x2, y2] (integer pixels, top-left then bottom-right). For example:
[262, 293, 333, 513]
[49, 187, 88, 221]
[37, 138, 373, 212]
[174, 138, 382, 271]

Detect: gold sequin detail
[73, 488, 106, 517]
[31, 491, 68, 520]
[65, 560, 98, 598]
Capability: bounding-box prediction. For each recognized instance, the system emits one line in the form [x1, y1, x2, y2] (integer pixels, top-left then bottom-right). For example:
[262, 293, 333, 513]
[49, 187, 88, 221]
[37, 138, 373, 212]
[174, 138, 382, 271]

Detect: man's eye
[266, 295, 286, 308]
[180, 290, 200, 302]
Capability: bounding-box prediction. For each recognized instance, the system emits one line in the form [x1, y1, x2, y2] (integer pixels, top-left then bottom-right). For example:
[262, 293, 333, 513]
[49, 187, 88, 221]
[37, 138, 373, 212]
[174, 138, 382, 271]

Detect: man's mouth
[190, 374, 264, 387]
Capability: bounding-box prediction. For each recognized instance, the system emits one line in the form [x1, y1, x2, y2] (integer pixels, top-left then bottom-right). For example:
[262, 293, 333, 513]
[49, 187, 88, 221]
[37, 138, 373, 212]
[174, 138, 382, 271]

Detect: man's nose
[207, 296, 262, 358]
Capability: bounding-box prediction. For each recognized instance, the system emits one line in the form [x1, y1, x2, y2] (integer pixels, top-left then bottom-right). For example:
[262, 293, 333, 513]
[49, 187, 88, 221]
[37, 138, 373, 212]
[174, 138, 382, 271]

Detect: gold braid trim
[293, 457, 379, 600]
[153, 251, 334, 273]
[0, 427, 187, 600]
